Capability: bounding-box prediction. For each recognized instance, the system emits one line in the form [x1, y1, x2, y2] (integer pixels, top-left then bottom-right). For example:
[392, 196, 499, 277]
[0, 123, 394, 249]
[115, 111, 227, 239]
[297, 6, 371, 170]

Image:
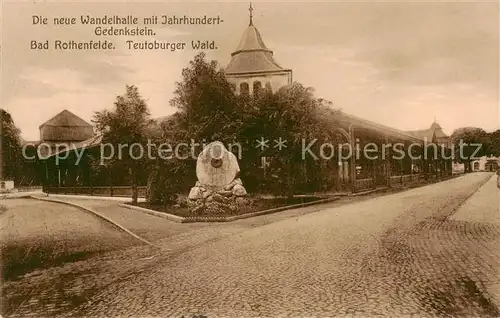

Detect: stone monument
[187, 141, 250, 215]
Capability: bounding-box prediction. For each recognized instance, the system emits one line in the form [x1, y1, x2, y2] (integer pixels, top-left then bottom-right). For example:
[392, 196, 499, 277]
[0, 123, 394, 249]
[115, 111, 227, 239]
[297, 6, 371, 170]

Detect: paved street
[2, 172, 499, 317]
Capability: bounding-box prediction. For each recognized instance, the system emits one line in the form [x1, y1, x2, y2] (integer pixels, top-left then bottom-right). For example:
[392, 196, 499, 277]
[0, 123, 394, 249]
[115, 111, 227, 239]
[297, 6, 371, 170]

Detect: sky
[2, 0, 499, 141]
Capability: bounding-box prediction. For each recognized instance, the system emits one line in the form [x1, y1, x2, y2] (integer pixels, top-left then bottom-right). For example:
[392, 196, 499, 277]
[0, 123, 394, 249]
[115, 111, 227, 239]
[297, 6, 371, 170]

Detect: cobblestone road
[65, 172, 499, 317]
[3, 173, 499, 317]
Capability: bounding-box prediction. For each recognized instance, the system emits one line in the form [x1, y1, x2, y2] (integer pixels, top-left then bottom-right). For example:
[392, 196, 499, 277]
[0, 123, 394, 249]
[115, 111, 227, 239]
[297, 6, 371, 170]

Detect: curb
[350, 187, 388, 197]
[221, 196, 342, 222]
[30, 195, 157, 247]
[42, 193, 146, 203]
[119, 203, 186, 223]
[0, 192, 46, 200]
[350, 174, 463, 196]
[122, 196, 342, 223]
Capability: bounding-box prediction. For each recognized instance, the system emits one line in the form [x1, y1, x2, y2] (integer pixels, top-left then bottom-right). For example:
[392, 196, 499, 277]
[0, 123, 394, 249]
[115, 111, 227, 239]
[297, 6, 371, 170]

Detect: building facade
[27, 110, 98, 187]
[225, 4, 292, 95]
[472, 156, 499, 172]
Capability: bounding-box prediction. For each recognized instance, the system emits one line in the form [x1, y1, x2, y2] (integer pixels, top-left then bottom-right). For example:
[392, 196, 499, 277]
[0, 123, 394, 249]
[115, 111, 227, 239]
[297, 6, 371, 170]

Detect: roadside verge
[30, 196, 157, 247]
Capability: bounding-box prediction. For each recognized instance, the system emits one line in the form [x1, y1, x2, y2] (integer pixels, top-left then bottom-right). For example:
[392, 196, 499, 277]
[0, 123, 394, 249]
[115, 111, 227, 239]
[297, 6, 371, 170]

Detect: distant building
[37, 109, 95, 157]
[452, 161, 464, 173]
[471, 155, 499, 172]
[25, 110, 97, 187]
[406, 121, 451, 148]
[225, 4, 292, 96]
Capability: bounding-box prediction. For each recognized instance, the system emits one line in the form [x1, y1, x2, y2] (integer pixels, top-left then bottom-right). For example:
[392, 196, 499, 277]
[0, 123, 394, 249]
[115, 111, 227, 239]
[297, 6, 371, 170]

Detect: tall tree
[487, 129, 500, 157]
[92, 85, 154, 204]
[0, 109, 23, 182]
[169, 52, 241, 143]
[242, 83, 339, 196]
[451, 127, 490, 172]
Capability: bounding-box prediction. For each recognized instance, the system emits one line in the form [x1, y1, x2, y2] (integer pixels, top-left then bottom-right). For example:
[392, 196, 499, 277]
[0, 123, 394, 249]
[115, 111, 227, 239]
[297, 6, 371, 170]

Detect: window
[265, 82, 272, 92]
[253, 81, 262, 95]
[473, 162, 480, 170]
[240, 82, 249, 96]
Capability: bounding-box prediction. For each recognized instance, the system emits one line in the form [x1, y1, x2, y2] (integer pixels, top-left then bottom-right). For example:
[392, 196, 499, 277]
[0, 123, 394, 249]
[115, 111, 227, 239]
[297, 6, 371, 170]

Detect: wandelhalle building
[37, 7, 454, 195]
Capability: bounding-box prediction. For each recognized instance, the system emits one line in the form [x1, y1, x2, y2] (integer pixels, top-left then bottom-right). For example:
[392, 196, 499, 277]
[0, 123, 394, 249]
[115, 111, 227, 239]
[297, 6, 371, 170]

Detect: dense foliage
[450, 127, 492, 172]
[1, 109, 23, 182]
[146, 53, 342, 204]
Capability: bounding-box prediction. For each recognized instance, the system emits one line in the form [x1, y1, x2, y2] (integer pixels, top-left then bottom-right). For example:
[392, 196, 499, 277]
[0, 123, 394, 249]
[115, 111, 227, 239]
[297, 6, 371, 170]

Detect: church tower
[225, 3, 292, 95]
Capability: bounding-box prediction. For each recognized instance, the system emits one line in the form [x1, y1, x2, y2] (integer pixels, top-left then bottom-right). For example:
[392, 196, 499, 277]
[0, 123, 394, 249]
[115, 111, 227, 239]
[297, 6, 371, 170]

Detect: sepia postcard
[1, 0, 499, 317]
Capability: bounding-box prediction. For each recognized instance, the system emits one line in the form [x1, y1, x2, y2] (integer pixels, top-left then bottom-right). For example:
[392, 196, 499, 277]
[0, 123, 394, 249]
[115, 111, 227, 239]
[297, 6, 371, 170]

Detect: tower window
[253, 81, 262, 95]
[240, 82, 249, 96]
[265, 82, 272, 92]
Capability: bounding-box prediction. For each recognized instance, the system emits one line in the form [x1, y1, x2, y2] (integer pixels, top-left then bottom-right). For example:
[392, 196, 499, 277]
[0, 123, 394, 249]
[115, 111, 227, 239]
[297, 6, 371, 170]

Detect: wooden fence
[353, 173, 437, 192]
[16, 186, 43, 192]
[44, 186, 147, 198]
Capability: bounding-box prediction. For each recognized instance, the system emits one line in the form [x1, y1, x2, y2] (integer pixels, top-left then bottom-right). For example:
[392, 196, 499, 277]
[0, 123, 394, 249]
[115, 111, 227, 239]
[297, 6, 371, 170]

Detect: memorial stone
[187, 141, 249, 215]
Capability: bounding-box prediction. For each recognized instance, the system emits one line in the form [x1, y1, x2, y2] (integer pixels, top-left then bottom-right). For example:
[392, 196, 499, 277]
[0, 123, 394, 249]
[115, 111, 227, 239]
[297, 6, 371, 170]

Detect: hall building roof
[39, 109, 94, 142]
[406, 122, 449, 142]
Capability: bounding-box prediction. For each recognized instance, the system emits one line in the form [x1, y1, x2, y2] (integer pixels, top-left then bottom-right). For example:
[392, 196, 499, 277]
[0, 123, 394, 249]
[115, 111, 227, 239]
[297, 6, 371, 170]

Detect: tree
[169, 52, 242, 143]
[92, 85, 155, 204]
[0, 109, 23, 182]
[451, 127, 490, 173]
[487, 129, 500, 156]
[241, 83, 340, 196]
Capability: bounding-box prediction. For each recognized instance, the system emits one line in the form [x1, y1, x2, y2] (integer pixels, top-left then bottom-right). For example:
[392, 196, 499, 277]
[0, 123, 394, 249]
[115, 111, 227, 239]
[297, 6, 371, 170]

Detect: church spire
[249, 2, 253, 26]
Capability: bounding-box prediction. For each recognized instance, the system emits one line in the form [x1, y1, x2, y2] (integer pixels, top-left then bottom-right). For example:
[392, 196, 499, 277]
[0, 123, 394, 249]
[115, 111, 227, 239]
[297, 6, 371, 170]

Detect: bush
[146, 158, 196, 205]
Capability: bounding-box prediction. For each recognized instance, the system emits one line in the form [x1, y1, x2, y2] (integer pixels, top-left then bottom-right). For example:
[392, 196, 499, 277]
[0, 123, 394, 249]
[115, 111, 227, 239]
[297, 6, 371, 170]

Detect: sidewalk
[36, 193, 146, 202]
[0, 190, 44, 199]
[449, 174, 500, 309]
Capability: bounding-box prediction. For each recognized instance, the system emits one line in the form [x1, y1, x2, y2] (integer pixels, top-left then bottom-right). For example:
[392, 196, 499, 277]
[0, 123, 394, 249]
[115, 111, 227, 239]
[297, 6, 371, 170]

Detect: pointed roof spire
[249, 2, 253, 26]
[225, 3, 292, 75]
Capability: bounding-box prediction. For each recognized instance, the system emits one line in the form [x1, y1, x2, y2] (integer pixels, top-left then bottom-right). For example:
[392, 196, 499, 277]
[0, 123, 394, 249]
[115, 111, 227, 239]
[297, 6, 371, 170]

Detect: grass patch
[134, 195, 325, 218]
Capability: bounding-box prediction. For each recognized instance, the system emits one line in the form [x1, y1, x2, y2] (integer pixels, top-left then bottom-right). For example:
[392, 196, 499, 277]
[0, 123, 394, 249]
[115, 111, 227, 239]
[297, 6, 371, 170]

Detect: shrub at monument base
[136, 195, 323, 218]
[146, 158, 195, 205]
